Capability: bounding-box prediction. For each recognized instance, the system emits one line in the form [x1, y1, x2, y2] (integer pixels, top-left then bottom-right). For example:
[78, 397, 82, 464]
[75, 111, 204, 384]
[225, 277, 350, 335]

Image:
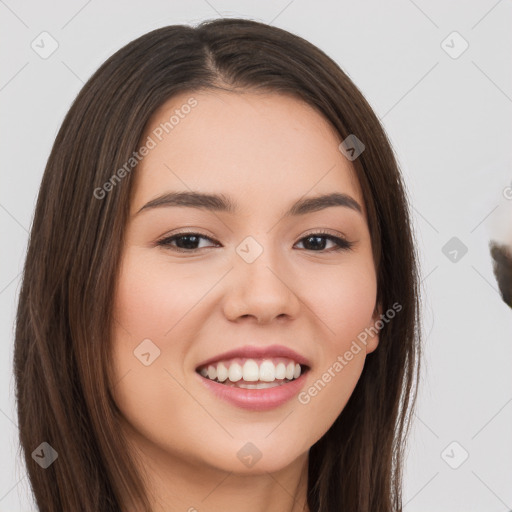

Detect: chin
[196, 438, 308, 475]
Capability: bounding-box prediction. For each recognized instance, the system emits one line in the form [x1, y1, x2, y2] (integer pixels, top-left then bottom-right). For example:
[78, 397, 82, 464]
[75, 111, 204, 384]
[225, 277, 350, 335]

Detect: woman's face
[111, 90, 380, 475]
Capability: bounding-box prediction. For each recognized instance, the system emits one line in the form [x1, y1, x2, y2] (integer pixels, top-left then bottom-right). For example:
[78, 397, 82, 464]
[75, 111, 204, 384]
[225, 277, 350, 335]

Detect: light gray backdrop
[1, 1, 511, 510]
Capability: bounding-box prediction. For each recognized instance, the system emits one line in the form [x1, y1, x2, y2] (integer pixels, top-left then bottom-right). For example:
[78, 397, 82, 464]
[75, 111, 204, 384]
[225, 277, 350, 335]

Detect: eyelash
[156, 230, 354, 254]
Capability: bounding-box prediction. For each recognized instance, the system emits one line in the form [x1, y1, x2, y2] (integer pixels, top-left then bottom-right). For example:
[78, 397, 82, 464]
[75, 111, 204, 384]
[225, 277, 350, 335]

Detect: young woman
[14, 18, 422, 512]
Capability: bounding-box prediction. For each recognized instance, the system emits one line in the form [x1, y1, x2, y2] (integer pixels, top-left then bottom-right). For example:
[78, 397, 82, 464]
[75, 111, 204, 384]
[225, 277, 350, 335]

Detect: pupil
[177, 235, 199, 249]
[304, 236, 325, 250]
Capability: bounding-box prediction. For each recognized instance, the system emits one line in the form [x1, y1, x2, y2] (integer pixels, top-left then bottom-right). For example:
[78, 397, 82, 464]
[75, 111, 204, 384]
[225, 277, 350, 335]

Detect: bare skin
[110, 90, 381, 512]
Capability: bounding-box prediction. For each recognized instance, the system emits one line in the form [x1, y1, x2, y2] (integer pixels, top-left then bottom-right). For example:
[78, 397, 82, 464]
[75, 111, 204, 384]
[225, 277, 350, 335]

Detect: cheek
[110, 252, 199, 450]
[308, 257, 377, 350]
[113, 249, 213, 339]
[296, 258, 376, 436]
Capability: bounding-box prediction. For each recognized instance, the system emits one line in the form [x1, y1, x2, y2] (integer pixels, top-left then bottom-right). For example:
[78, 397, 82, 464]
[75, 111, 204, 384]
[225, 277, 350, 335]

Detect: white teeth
[242, 360, 259, 382]
[275, 362, 286, 380]
[259, 360, 275, 382]
[199, 358, 306, 384]
[216, 362, 228, 382]
[228, 362, 243, 382]
[285, 362, 295, 380]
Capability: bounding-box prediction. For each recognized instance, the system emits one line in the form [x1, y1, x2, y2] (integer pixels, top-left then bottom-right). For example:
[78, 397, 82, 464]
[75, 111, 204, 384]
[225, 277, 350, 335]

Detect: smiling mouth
[196, 357, 310, 389]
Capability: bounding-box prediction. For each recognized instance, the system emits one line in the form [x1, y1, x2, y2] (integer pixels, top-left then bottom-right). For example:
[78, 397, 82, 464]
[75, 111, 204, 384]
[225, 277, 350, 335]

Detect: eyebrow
[136, 191, 363, 217]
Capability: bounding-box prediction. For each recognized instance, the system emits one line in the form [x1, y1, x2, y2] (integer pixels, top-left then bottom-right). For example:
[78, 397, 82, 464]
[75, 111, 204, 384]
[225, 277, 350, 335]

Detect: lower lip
[197, 371, 309, 411]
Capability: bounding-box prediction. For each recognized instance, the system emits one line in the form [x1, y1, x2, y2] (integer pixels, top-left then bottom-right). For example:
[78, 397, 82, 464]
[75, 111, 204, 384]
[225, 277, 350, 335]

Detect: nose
[222, 244, 301, 324]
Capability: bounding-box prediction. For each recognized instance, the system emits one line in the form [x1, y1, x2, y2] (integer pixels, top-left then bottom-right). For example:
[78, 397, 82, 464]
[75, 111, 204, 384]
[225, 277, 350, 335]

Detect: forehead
[132, 90, 365, 218]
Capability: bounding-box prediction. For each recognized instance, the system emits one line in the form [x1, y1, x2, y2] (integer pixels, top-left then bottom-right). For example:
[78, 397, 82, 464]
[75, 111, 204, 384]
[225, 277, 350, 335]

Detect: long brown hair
[14, 18, 421, 511]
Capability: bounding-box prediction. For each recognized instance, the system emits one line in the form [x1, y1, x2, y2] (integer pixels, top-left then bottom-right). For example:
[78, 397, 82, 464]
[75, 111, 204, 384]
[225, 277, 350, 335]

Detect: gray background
[1, 1, 511, 510]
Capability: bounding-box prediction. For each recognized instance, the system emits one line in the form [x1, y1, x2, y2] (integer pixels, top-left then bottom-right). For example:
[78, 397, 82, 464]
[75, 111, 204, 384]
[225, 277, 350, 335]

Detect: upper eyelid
[157, 231, 217, 244]
[157, 229, 347, 241]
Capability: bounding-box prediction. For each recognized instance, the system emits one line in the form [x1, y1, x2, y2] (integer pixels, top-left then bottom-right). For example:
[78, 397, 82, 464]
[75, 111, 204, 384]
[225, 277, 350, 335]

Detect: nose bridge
[223, 234, 300, 322]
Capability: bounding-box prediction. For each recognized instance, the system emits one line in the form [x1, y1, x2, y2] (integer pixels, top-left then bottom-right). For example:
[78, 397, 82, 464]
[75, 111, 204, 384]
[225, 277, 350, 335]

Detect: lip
[197, 369, 310, 411]
[195, 344, 311, 369]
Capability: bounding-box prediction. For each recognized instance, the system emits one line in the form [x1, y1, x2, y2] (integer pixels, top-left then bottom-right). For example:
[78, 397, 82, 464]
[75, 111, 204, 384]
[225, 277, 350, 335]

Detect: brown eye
[295, 233, 354, 252]
[157, 233, 219, 252]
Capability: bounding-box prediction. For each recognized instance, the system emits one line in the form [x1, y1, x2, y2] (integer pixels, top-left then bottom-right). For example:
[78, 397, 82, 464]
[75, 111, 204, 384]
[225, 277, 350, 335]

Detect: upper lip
[195, 344, 311, 369]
